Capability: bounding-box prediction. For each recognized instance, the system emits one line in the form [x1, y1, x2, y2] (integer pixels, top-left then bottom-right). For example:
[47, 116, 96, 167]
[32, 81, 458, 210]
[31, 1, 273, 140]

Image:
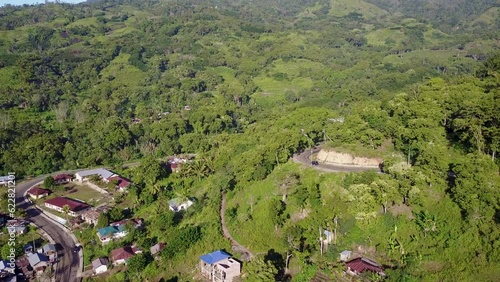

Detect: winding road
[15, 175, 81, 282]
[293, 148, 381, 173]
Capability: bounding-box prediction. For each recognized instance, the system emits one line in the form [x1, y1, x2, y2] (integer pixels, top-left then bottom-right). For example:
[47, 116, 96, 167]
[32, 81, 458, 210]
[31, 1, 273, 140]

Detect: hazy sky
[0, 0, 85, 6]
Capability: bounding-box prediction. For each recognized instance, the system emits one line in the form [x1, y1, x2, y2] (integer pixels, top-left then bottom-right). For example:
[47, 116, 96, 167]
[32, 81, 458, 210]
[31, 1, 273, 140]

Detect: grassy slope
[329, 0, 388, 19]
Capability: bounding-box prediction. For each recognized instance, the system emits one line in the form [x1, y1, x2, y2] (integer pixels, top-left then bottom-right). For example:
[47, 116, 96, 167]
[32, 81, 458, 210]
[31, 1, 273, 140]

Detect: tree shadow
[264, 249, 285, 280]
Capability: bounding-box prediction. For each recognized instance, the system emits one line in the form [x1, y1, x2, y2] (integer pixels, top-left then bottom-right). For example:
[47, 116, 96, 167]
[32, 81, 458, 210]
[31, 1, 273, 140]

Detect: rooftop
[200, 250, 231, 265]
[110, 246, 135, 261]
[27, 187, 50, 196]
[76, 169, 115, 180]
[45, 197, 90, 212]
[346, 257, 384, 274]
[53, 174, 73, 181]
[107, 176, 131, 188]
[92, 257, 109, 269]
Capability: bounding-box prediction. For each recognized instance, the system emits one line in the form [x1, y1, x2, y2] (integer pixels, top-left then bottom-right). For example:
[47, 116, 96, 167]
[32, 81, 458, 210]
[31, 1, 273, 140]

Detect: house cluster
[96, 218, 143, 245]
[339, 250, 386, 277]
[91, 242, 165, 275]
[5, 243, 59, 280]
[200, 250, 241, 282]
[74, 169, 131, 192]
[91, 244, 146, 275]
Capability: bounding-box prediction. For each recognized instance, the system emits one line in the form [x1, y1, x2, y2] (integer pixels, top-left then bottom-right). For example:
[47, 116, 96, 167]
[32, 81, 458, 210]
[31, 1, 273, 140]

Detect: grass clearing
[329, 0, 388, 19]
[99, 53, 147, 88]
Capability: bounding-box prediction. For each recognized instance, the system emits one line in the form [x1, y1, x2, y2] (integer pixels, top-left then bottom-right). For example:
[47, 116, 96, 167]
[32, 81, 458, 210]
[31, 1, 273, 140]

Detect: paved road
[293, 148, 381, 173]
[15, 176, 80, 282]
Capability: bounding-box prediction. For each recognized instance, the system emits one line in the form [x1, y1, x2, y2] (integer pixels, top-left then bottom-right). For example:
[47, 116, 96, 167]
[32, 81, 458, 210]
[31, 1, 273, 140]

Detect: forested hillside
[0, 0, 498, 281]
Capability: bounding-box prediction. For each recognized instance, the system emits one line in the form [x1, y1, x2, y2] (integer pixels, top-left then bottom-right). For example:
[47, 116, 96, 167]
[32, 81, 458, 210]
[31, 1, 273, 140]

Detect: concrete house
[96, 219, 143, 244]
[200, 250, 241, 282]
[74, 169, 115, 183]
[42, 244, 57, 262]
[340, 250, 352, 262]
[44, 197, 90, 217]
[6, 219, 28, 235]
[92, 257, 109, 274]
[53, 174, 73, 184]
[168, 198, 194, 212]
[27, 187, 50, 200]
[81, 209, 101, 225]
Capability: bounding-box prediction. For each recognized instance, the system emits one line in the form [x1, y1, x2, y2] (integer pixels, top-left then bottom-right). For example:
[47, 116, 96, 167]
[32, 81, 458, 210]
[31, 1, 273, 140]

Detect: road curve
[293, 148, 381, 173]
[15, 175, 81, 282]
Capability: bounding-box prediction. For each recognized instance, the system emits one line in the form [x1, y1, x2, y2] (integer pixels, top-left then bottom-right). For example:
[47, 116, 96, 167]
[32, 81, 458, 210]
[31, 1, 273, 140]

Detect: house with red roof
[110, 246, 142, 266]
[27, 187, 50, 200]
[345, 257, 385, 277]
[53, 174, 73, 185]
[44, 197, 90, 217]
[107, 176, 131, 192]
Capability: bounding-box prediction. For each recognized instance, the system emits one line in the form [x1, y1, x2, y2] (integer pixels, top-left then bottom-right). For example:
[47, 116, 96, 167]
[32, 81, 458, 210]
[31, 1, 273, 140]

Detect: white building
[74, 169, 115, 183]
[168, 198, 194, 212]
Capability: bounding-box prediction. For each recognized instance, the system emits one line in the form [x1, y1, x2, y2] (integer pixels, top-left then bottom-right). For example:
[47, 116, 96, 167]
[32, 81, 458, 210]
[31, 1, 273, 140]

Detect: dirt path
[220, 192, 254, 260]
[293, 148, 381, 173]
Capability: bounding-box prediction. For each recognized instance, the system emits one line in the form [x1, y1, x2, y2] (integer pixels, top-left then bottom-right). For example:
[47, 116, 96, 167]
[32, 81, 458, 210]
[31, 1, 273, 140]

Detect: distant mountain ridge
[364, 0, 499, 30]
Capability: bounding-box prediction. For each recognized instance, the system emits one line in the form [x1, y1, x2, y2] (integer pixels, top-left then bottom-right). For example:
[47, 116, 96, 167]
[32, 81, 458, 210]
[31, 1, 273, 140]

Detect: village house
[27, 187, 50, 200]
[96, 219, 143, 244]
[92, 257, 109, 275]
[74, 169, 116, 183]
[200, 250, 241, 282]
[106, 176, 131, 192]
[6, 219, 28, 235]
[27, 253, 49, 275]
[110, 246, 141, 266]
[42, 244, 57, 262]
[44, 197, 90, 217]
[53, 174, 73, 185]
[150, 243, 165, 256]
[345, 257, 385, 277]
[81, 209, 101, 225]
[168, 198, 194, 212]
[16, 257, 34, 280]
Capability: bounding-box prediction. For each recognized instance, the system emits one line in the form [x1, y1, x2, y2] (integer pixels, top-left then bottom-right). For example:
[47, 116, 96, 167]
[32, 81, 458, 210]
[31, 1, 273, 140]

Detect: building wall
[95, 265, 107, 274]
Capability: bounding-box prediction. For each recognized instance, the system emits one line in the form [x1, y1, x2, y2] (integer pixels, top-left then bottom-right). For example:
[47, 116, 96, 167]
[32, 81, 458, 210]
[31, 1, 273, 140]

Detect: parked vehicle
[311, 161, 319, 165]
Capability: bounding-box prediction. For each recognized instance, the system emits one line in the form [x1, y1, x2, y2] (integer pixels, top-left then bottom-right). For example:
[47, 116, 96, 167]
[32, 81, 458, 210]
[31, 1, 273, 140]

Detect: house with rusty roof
[27, 187, 50, 199]
[44, 197, 90, 217]
[110, 246, 141, 266]
[345, 257, 385, 277]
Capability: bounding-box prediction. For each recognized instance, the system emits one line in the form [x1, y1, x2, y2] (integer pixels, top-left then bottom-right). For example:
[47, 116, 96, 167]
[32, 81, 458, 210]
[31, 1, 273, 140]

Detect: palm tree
[62, 204, 70, 226]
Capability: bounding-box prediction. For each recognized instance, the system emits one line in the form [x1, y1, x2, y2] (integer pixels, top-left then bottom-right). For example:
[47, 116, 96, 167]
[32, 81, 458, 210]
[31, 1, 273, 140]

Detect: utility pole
[319, 226, 323, 256]
[334, 216, 338, 245]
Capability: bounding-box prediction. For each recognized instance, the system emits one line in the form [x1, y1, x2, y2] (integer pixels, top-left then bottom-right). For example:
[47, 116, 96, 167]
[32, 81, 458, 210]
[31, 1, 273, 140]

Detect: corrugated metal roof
[200, 250, 231, 264]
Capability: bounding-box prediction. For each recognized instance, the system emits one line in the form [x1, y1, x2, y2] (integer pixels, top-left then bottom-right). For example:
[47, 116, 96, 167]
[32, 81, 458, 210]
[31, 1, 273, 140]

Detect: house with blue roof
[200, 250, 241, 282]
